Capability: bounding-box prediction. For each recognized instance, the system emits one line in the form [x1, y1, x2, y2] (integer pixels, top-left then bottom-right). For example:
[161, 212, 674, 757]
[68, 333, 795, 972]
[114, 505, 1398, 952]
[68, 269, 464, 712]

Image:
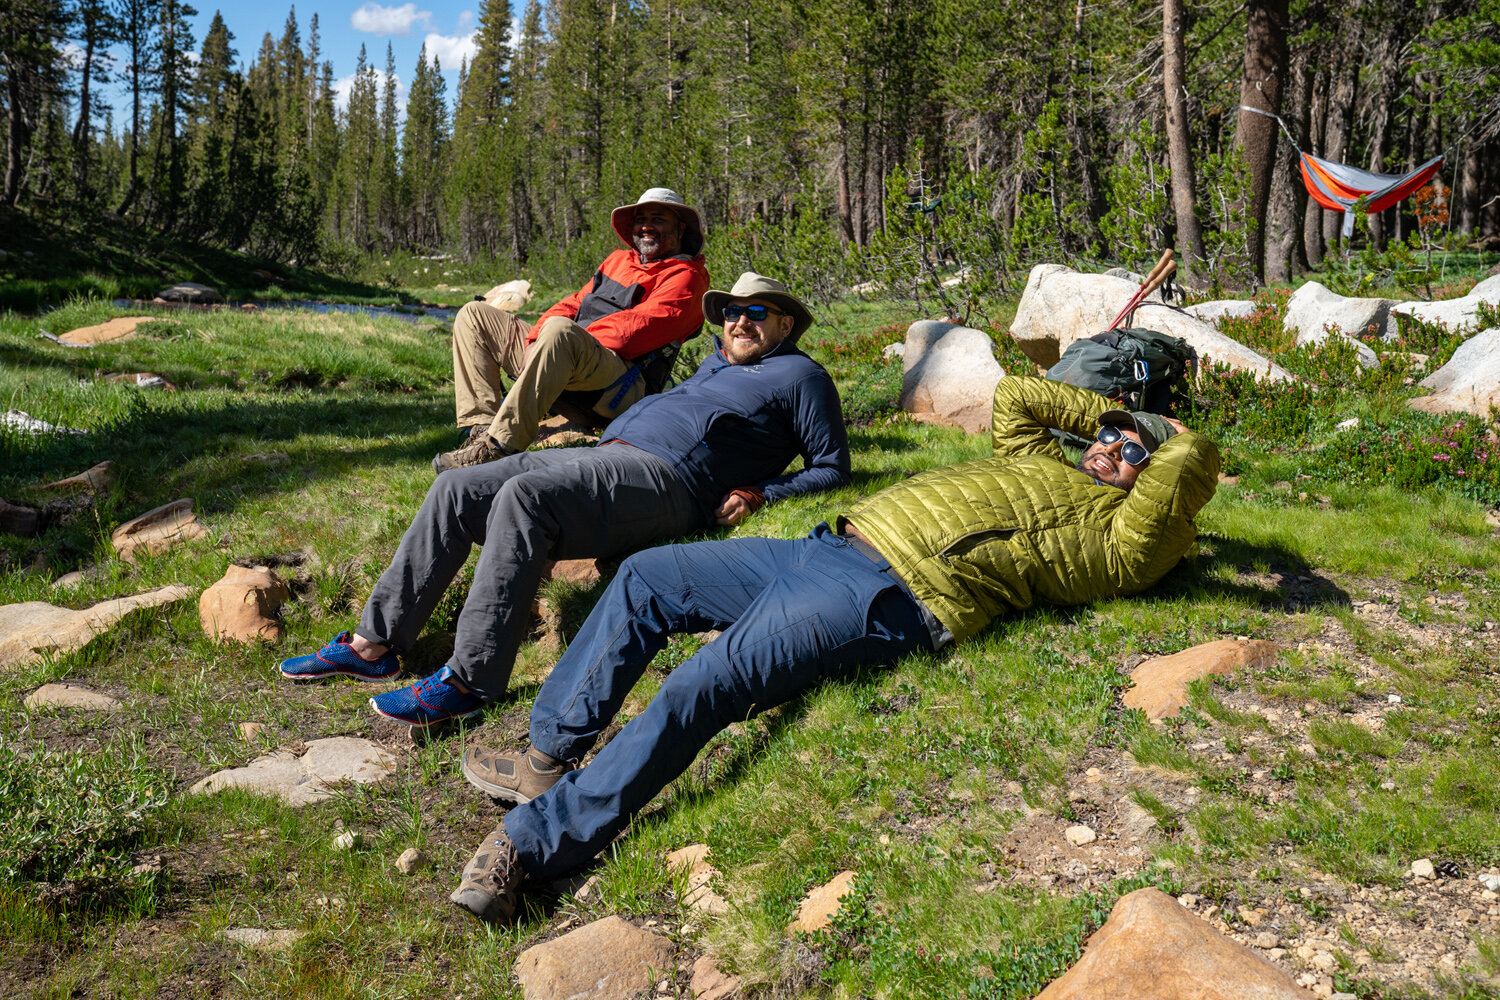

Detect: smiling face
[1076, 425, 1149, 490]
[630, 206, 683, 261]
[719, 297, 794, 365]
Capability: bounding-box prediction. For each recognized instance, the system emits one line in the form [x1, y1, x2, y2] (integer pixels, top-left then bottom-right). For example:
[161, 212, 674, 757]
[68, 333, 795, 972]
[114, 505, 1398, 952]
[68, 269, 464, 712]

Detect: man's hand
[1163, 416, 1188, 435]
[713, 493, 754, 526]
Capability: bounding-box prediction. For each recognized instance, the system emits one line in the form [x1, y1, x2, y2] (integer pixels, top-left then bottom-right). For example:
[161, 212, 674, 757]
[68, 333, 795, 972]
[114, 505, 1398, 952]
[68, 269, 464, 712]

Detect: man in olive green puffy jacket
[449, 376, 1221, 922]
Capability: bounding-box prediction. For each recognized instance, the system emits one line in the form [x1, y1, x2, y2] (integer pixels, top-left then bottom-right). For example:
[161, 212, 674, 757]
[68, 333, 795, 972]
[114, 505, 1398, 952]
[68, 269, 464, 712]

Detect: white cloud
[423, 31, 478, 69]
[456, 9, 475, 30]
[333, 69, 408, 116]
[351, 3, 431, 35]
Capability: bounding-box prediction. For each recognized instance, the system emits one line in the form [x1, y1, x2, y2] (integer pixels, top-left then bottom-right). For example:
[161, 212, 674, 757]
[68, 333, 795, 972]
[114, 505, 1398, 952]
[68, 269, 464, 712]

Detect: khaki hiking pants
[451, 301, 647, 452]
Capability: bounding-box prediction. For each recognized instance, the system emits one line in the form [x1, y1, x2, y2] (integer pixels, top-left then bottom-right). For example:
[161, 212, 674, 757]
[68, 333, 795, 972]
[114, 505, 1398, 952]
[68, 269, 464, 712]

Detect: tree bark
[1321, 32, 1360, 248]
[1163, 0, 1203, 281]
[1236, 0, 1289, 284]
[1303, 65, 1326, 267]
[4, 69, 26, 206]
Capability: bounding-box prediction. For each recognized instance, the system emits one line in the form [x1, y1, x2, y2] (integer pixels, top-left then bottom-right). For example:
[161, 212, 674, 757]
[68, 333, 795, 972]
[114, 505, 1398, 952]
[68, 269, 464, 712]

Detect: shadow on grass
[2, 391, 450, 531]
[1159, 530, 1353, 612]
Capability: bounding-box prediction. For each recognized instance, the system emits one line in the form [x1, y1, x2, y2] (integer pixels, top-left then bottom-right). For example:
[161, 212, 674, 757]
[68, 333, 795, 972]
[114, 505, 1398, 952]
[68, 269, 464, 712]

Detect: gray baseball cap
[1097, 409, 1176, 452]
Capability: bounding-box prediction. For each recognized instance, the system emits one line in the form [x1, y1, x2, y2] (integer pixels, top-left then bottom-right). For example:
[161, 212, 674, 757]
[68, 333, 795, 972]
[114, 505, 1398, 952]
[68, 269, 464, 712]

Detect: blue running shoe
[279, 631, 400, 682]
[369, 665, 484, 727]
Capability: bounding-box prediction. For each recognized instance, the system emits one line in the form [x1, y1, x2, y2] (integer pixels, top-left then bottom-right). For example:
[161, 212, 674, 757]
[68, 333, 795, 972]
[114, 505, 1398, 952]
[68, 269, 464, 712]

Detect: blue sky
[96, 1, 490, 122]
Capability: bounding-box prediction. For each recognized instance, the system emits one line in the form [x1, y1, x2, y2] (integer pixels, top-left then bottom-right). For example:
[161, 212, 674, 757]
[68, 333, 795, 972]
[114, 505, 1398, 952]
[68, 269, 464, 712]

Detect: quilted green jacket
[842, 376, 1220, 643]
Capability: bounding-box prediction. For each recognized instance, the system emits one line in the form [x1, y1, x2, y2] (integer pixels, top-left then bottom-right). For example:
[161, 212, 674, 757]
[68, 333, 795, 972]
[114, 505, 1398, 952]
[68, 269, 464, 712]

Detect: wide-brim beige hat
[702, 272, 815, 343]
[610, 187, 705, 256]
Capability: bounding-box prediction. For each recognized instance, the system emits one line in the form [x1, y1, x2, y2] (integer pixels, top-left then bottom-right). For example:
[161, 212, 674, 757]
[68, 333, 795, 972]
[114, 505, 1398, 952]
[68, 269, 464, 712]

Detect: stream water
[111, 298, 460, 325]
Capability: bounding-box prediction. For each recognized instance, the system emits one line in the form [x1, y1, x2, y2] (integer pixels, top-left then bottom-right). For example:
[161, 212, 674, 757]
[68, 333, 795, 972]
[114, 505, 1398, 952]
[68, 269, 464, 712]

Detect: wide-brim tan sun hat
[610, 188, 705, 256]
[702, 272, 815, 343]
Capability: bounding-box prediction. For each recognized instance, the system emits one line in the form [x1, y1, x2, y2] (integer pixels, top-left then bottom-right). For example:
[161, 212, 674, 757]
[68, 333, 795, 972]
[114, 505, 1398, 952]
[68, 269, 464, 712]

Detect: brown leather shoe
[432, 431, 513, 473]
[462, 745, 574, 804]
[449, 825, 526, 921]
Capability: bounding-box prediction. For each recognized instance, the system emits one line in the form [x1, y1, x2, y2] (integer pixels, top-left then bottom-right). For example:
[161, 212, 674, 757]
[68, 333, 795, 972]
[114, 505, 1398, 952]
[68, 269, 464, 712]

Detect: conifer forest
[3, 0, 1499, 290]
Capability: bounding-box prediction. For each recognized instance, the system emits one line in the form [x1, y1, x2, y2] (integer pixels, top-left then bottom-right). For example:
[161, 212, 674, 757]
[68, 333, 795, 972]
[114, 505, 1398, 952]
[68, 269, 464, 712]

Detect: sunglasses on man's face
[721, 303, 784, 323]
[1096, 425, 1152, 466]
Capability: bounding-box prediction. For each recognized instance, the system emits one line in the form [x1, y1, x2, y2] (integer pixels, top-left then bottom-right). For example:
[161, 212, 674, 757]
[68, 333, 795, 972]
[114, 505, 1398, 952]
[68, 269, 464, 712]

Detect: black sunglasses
[1096, 425, 1152, 466]
[721, 303, 785, 322]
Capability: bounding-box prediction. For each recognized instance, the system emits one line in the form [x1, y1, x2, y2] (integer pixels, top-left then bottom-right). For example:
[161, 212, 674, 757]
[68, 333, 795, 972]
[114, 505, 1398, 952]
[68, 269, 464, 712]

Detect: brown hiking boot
[449, 825, 526, 922]
[432, 430, 513, 473]
[462, 745, 574, 804]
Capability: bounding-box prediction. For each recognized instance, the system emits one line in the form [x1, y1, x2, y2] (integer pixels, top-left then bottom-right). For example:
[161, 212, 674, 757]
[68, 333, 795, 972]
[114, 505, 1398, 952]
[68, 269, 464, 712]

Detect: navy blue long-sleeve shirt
[599, 339, 850, 521]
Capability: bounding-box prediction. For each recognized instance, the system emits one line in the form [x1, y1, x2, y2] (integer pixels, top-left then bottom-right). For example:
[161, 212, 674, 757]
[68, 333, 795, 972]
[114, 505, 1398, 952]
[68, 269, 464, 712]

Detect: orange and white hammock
[1299, 152, 1445, 238]
[1240, 105, 1446, 238]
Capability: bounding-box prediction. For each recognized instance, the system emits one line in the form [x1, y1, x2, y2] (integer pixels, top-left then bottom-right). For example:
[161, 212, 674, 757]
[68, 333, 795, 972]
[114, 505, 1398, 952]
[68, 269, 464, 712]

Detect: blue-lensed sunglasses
[721, 303, 785, 322]
[1096, 425, 1152, 466]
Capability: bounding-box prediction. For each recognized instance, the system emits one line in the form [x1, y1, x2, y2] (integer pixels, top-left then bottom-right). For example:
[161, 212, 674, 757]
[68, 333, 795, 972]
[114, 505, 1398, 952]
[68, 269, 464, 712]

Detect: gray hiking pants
[357, 444, 702, 700]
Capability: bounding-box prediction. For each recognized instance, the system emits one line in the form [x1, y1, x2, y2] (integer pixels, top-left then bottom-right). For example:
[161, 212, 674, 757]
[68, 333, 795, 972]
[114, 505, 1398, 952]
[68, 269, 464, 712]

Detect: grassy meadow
[1, 270, 1499, 1000]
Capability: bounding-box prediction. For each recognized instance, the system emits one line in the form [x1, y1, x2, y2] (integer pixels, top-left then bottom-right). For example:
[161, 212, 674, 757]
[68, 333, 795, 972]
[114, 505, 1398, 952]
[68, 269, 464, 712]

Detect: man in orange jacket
[435, 188, 710, 472]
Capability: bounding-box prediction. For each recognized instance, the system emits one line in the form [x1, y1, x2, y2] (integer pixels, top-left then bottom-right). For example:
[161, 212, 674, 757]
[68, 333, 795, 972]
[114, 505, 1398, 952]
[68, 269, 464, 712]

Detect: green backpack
[1044, 327, 1198, 414]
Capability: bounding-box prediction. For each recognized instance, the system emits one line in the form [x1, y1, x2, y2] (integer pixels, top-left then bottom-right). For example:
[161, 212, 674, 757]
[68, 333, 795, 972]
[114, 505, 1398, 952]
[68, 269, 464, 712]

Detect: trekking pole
[1109, 251, 1178, 330]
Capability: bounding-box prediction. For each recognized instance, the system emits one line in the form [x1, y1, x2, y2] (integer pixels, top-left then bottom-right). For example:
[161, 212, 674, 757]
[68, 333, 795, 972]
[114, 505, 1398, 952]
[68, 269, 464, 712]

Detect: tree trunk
[1236, 0, 1289, 284]
[4, 70, 26, 206]
[1163, 0, 1203, 281]
[1457, 142, 1481, 236]
[1303, 66, 1327, 267]
[1321, 33, 1360, 248]
[1363, 26, 1400, 248]
[72, 29, 97, 196]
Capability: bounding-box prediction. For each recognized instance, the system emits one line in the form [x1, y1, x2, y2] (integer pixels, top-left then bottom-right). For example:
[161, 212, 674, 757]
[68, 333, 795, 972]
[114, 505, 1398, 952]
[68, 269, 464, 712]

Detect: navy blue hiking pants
[504, 523, 931, 878]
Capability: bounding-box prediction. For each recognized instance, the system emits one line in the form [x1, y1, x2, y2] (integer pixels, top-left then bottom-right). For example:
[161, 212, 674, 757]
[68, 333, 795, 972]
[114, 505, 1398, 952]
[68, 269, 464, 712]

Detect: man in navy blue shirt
[277, 273, 850, 726]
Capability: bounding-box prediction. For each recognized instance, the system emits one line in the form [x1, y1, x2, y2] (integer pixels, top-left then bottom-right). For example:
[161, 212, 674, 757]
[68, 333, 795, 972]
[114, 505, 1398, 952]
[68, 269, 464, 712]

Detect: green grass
[2, 265, 1499, 999]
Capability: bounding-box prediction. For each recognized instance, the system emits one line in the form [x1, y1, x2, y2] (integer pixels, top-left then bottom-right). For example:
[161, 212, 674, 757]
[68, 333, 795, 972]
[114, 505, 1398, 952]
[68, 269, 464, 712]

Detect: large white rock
[1184, 300, 1259, 323]
[1409, 328, 1500, 417]
[899, 321, 1004, 433]
[1283, 281, 1397, 342]
[188, 736, 397, 806]
[0, 586, 195, 669]
[1391, 274, 1500, 334]
[1010, 264, 1292, 380]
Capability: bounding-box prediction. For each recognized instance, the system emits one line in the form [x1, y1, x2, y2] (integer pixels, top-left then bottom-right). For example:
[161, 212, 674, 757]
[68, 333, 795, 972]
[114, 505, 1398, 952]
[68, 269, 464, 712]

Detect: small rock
[238, 722, 267, 741]
[221, 927, 305, 951]
[0, 498, 40, 537]
[514, 915, 675, 1000]
[104, 372, 177, 391]
[1124, 639, 1282, 722]
[1380, 780, 1397, 791]
[33, 461, 116, 494]
[333, 831, 361, 851]
[396, 847, 427, 873]
[111, 498, 209, 562]
[881, 342, 905, 360]
[188, 736, 397, 807]
[57, 316, 154, 346]
[689, 955, 740, 1000]
[1387, 694, 1402, 704]
[1335, 418, 1359, 430]
[482, 279, 532, 312]
[1065, 824, 1097, 847]
[1311, 951, 1336, 970]
[199, 564, 290, 643]
[1411, 858, 1436, 878]
[1255, 932, 1279, 949]
[1476, 874, 1500, 892]
[0, 586, 194, 669]
[788, 870, 857, 934]
[1034, 888, 1308, 999]
[23, 683, 122, 711]
[544, 558, 603, 588]
[574, 874, 601, 901]
[157, 281, 223, 304]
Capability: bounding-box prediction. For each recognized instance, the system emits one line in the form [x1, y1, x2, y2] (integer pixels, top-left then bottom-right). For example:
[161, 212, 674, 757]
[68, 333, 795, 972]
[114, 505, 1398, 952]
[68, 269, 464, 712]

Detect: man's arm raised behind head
[1102, 429, 1221, 593]
[989, 376, 1115, 459]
